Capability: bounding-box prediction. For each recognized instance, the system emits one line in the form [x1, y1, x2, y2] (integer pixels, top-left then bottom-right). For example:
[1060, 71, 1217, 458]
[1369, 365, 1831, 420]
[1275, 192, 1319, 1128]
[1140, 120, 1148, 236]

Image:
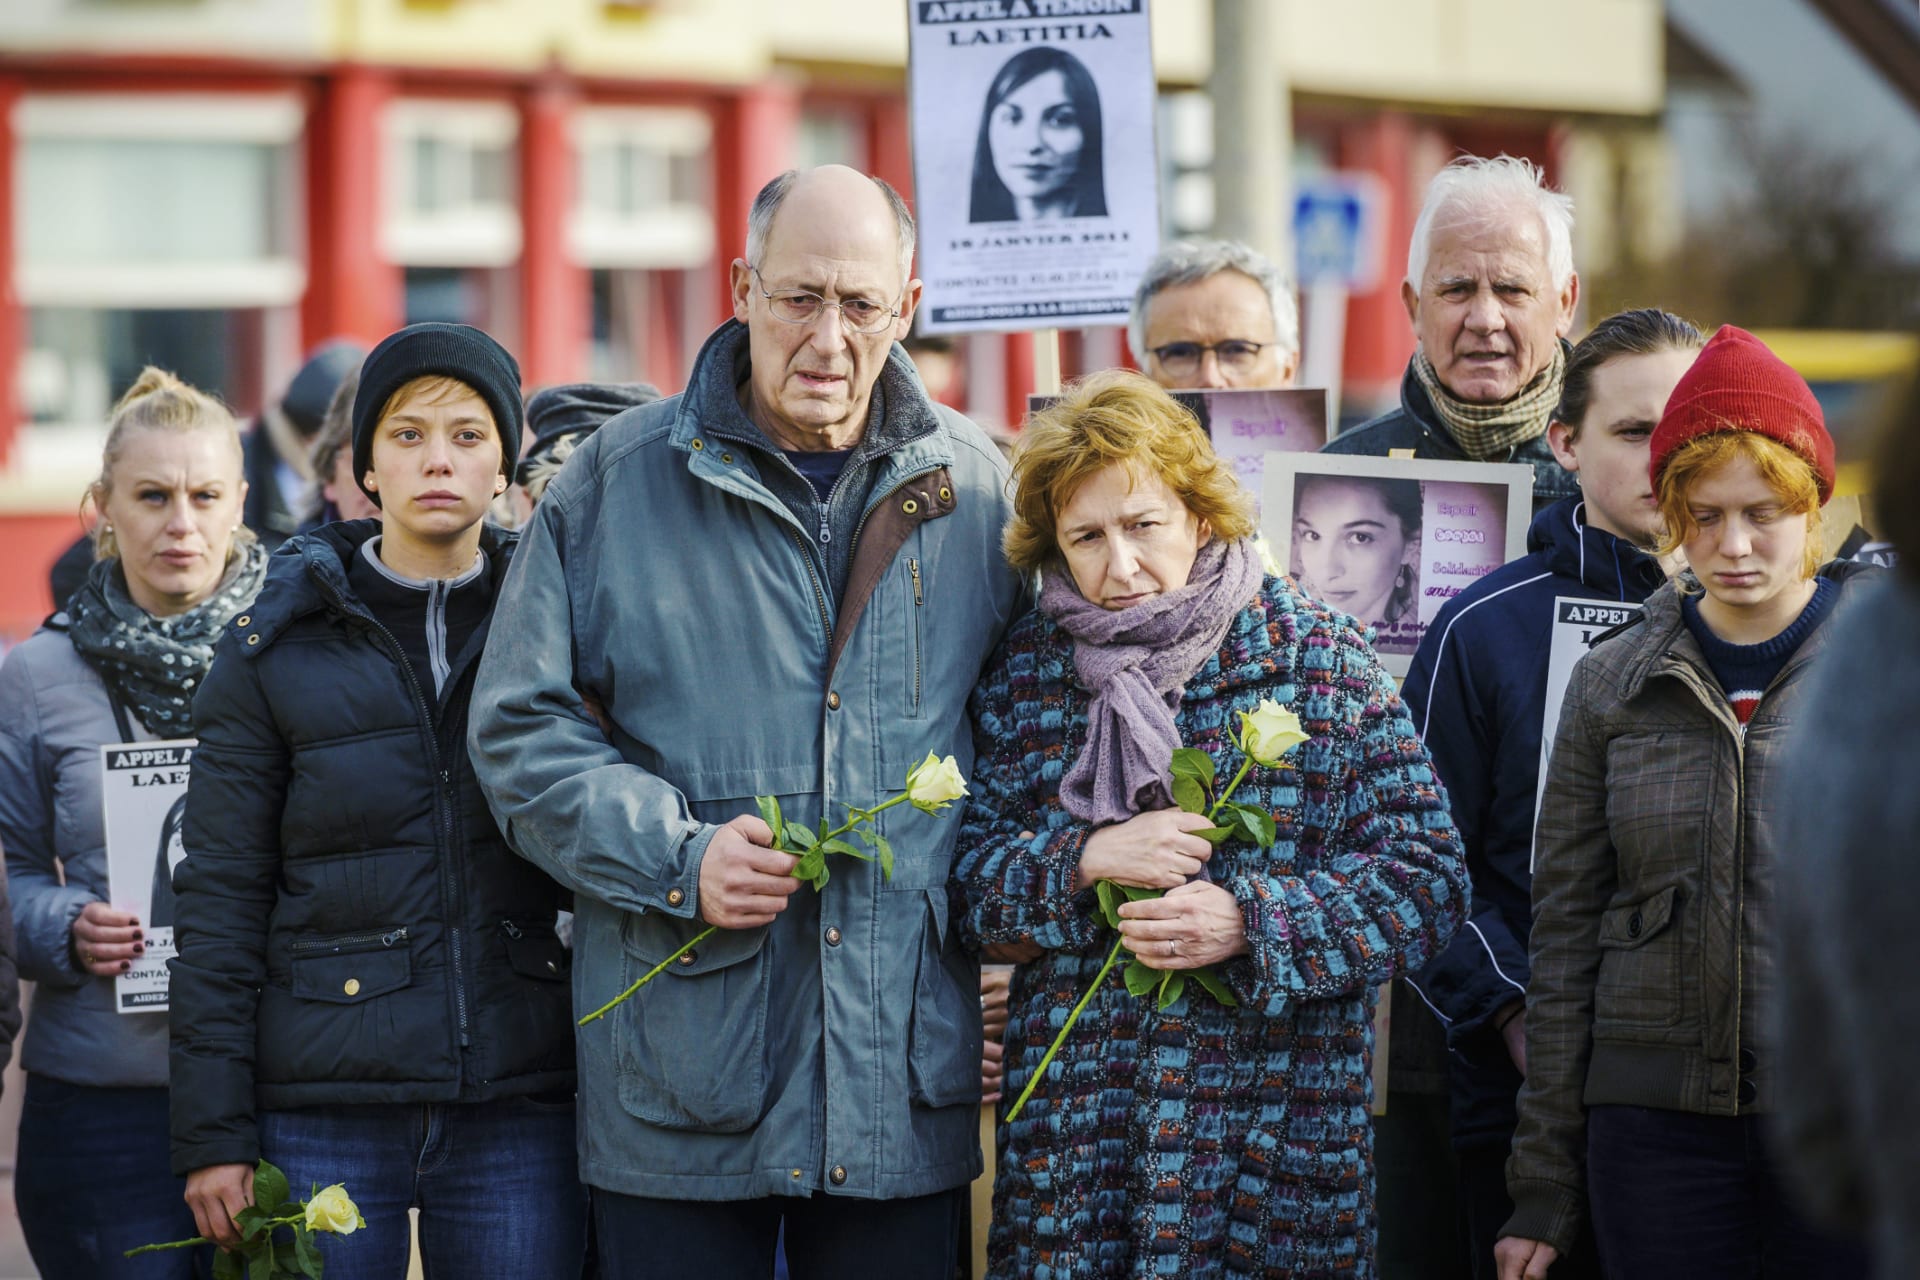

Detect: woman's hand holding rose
[1073, 808, 1214, 892]
[1118, 880, 1248, 969]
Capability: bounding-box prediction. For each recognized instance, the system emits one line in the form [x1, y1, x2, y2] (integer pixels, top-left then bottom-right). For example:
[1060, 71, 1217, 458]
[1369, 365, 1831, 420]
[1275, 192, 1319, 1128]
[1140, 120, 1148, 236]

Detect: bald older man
[472, 166, 1025, 1278]
[1326, 155, 1581, 512]
[1129, 238, 1301, 391]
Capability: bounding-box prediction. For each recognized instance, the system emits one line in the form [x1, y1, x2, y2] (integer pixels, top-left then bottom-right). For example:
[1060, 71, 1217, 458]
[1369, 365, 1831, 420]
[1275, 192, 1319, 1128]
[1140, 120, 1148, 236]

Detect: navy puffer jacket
[168, 520, 574, 1176]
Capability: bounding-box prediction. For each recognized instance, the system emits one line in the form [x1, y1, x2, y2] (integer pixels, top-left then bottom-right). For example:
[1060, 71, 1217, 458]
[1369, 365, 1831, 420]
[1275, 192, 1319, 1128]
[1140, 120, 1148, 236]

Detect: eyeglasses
[1148, 340, 1271, 379]
[750, 267, 904, 335]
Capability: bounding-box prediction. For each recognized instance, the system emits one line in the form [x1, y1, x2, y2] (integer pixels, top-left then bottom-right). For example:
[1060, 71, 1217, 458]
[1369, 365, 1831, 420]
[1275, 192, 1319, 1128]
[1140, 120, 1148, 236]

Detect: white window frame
[567, 106, 714, 270]
[381, 97, 522, 269]
[12, 92, 308, 308]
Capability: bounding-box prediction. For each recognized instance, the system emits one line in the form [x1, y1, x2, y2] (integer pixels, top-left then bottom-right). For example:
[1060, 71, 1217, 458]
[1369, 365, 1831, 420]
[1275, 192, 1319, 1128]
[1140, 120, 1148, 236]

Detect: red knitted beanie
[1649, 324, 1835, 504]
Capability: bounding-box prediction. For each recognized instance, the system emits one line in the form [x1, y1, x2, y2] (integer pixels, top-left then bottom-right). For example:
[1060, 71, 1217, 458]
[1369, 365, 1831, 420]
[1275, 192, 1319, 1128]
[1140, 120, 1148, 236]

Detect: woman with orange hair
[956, 369, 1467, 1276]
[1496, 327, 1876, 1280]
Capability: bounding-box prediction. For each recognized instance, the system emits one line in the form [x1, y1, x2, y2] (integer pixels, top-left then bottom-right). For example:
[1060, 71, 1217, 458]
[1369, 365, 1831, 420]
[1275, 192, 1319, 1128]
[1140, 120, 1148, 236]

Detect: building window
[384, 98, 521, 346]
[15, 93, 304, 441]
[797, 105, 867, 171]
[570, 107, 715, 386]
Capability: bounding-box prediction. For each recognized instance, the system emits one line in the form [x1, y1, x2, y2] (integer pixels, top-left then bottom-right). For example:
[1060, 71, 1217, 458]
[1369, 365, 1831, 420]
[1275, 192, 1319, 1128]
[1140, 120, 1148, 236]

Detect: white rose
[905, 752, 969, 814]
[304, 1184, 365, 1235]
[1239, 698, 1308, 766]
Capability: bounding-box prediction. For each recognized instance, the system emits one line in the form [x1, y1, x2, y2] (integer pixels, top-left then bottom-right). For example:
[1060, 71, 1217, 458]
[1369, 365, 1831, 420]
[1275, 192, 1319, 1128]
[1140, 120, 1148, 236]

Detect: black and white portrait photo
[969, 46, 1107, 223]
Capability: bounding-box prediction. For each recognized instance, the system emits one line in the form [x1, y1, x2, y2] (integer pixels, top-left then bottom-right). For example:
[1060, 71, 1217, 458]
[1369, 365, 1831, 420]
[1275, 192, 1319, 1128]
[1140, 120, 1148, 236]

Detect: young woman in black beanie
[169, 323, 586, 1277]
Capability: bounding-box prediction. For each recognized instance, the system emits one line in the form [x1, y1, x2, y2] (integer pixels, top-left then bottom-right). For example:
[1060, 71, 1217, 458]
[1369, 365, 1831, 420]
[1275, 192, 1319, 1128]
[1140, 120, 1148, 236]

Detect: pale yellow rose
[905, 751, 969, 814]
[304, 1184, 365, 1235]
[1239, 698, 1308, 766]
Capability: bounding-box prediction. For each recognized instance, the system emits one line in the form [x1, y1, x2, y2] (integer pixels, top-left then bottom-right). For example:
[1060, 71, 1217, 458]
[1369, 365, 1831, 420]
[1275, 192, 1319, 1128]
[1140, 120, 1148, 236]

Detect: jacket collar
[1528, 498, 1667, 603]
[1618, 560, 1870, 702]
[667, 321, 956, 515]
[233, 518, 515, 657]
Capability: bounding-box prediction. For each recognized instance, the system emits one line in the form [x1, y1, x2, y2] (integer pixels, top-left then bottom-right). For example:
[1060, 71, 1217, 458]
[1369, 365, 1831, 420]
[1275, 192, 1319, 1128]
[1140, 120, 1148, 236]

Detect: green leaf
[783, 821, 819, 850]
[1233, 805, 1267, 846]
[1123, 957, 1159, 996]
[293, 1224, 323, 1278]
[1247, 807, 1277, 849]
[755, 794, 783, 837]
[1169, 747, 1215, 786]
[249, 1245, 275, 1280]
[1171, 776, 1206, 816]
[214, 1251, 245, 1280]
[1095, 880, 1121, 930]
[819, 837, 868, 860]
[1195, 825, 1236, 846]
[1120, 884, 1159, 903]
[252, 1160, 290, 1214]
[234, 1206, 272, 1242]
[1190, 966, 1239, 1007]
[870, 831, 894, 881]
[1157, 972, 1188, 1010]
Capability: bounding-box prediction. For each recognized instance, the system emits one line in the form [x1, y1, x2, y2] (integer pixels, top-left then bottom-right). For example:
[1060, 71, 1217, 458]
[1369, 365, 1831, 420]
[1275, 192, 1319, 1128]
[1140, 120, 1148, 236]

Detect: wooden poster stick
[1032, 327, 1063, 396]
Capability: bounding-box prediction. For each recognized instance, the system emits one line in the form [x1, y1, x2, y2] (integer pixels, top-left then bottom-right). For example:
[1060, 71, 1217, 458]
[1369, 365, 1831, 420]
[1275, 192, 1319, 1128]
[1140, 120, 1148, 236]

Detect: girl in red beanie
[1495, 326, 1876, 1280]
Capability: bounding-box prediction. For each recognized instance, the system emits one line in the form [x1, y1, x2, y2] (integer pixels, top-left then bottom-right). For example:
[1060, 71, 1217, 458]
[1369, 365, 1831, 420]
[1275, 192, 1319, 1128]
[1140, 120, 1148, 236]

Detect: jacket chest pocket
[1594, 885, 1682, 1029]
[904, 555, 925, 720]
[289, 927, 413, 1004]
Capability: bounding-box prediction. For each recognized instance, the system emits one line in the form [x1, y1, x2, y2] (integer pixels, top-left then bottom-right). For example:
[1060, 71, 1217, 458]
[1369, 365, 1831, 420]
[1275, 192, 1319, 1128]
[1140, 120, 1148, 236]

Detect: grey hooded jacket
[470, 321, 1026, 1200]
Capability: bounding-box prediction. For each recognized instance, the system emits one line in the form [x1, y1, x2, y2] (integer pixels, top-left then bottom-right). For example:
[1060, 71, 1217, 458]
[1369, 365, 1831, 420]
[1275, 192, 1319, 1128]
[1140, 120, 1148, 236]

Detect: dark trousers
[262, 1096, 588, 1280]
[1375, 1089, 1470, 1280]
[15, 1075, 212, 1279]
[1456, 1145, 1602, 1280]
[1586, 1104, 1872, 1280]
[593, 1186, 966, 1280]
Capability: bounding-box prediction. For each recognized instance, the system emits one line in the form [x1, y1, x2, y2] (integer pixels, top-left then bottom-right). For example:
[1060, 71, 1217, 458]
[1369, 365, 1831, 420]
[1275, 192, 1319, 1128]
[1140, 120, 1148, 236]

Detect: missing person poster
[1260, 455, 1534, 676]
[100, 740, 194, 1013]
[909, 0, 1160, 333]
[1533, 598, 1641, 870]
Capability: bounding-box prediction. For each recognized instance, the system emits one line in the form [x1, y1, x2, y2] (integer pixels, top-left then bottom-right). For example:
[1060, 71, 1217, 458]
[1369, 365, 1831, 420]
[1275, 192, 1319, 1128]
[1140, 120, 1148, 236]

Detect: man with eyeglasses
[1128, 238, 1301, 391]
[471, 165, 1025, 1277]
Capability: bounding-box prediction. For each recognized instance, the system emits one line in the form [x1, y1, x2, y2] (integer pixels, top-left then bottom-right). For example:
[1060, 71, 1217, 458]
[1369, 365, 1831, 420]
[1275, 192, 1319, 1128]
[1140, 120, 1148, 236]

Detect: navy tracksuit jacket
[1399, 497, 1667, 1150]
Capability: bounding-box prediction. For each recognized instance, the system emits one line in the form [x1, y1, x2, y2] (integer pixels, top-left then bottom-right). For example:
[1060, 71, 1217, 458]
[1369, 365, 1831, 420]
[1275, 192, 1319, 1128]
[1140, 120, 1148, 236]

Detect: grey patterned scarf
[66, 540, 269, 736]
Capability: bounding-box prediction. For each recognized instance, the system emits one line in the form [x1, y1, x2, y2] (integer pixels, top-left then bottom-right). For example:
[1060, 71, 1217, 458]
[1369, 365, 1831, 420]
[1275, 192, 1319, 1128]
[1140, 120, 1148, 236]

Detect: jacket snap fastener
[678, 950, 698, 966]
[246, 635, 260, 646]
[829, 1165, 847, 1185]
[667, 888, 685, 907]
[827, 691, 841, 711]
[790, 1169, 803, 1180]
[1627, 912, 1642, 938]
[902, 499, 918, 514]
[343, 978, 360, 996]
[545, 960, 559, 973]
[825, 927, 842, 947]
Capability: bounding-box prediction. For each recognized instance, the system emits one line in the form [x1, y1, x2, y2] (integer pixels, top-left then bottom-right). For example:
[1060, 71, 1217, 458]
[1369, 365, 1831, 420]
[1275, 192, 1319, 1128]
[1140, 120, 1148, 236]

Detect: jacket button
[667, 888, 685, 907]
[1627, 912, 1642, 938]
[1738, 1047, 1758, 1073]
[343, 978, 360, 996]
[825, 927, 842, 947]
[678, 950, 698, 966]
[1737, 1078, 1757, 1106]
[829, 1165, 847, 1186]
[827, 691, 841, 711]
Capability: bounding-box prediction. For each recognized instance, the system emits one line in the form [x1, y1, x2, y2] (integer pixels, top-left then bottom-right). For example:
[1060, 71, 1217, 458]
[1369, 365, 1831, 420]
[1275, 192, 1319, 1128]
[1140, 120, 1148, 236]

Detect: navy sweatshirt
[1399, 496, 1667, 1150]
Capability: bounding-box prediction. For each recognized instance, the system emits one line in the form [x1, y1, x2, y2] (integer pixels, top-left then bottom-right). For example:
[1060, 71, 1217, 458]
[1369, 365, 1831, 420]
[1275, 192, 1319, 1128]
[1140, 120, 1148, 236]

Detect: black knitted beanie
[350, 323, 523, 505]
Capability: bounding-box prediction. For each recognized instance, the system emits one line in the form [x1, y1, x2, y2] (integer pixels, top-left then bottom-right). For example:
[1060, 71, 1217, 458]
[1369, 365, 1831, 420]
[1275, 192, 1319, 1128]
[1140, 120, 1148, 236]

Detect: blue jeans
[261, 1095, 587, 1280]
[1585, 1104, 1871, 1279]
[14, 1074, 212, 1279]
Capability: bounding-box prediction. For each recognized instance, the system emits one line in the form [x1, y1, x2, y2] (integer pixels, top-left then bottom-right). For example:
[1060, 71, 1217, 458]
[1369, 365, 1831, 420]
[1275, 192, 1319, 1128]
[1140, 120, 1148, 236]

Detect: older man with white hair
[1128, 238, 1301, 391]
[1325, 154, 1580, 510]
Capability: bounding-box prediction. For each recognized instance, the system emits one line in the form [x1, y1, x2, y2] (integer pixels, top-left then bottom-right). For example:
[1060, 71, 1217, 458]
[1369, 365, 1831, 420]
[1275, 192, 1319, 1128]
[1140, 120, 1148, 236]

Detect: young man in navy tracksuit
[1398, 310, 1704, 1280]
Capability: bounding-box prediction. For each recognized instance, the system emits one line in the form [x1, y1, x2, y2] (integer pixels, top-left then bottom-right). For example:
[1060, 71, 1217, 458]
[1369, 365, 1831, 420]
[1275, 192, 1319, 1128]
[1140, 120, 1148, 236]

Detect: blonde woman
[0, 368, 265, 1277]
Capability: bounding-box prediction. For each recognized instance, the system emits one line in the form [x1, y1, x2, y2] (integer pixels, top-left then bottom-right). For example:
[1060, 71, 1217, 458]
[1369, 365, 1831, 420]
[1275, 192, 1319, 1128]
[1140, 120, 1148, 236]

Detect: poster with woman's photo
[1260, 456, 1534, 676]
[100, 740, 194, 1013]
[909, 1, 1160, 333]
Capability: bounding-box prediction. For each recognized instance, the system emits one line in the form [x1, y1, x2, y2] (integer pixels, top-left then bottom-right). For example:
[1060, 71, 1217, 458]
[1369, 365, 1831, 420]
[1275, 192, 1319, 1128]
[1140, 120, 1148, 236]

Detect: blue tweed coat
[957, 575, 1467, 1278]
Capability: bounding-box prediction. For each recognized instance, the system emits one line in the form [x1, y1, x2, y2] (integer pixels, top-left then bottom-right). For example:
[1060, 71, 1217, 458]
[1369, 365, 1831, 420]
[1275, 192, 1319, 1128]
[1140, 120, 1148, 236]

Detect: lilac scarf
[1040, 537, 1265, 826]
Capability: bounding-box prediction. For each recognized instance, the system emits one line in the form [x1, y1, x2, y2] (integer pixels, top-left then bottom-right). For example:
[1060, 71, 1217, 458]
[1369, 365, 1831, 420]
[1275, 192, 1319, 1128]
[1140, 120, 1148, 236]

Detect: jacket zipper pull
[501, 920, 523, 940]
[818, 514, 832, 546]
[910, 558, 923, 605]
